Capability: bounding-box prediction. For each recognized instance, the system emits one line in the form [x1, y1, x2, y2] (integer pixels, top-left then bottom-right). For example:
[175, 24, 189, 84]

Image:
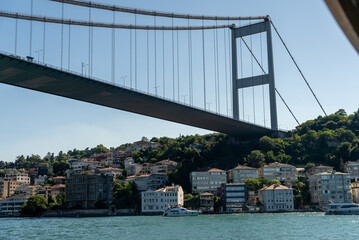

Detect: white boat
[325, 200, 359, 215]
[162, 205, 200, 217]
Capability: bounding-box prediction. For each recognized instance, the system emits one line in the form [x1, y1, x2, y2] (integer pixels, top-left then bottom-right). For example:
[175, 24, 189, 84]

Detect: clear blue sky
[0, 0, 358, 162]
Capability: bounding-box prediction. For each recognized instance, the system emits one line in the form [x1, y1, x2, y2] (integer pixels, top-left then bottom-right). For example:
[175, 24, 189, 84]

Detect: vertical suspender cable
[15, 18, 18, 55]
[188, 18, 191, 105]
[177, 29, 180, 102]
[111, 11, 115, 83]
[147, 28, 149, 93]
[239, 20, 244, 120]
[68, 24, 71, 70]
[163, 29, 165, 97]
[250, 20, 255, 123]
[224, 27, 228, 116]
[30, 0, 33, 57]
[130, 28, 132, 88]
[172, 18, 175, 100]
[88, 6, 91, 76]
[154, 15, 157, 95]
[135, 13, 137, 89]
[43, 21, 46, 63]
[190, 22, 193, 106]
[90, 17, 93, 76]
[61, 2, 64, 69]
[213, 28, 218, 113]
[260, 25, 266, 127]
[202, 19, 207, 110]
[216, 20, 220, 114]
[228, 21, 232, 117]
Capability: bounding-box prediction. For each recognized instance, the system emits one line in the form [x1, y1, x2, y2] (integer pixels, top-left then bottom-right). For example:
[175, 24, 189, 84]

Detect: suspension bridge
[0, 0, 326, 139]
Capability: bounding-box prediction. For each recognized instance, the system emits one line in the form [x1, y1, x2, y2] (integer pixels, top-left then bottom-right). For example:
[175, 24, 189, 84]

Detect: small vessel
[162, 205, 200, 217]
[325, 200, 359, 215]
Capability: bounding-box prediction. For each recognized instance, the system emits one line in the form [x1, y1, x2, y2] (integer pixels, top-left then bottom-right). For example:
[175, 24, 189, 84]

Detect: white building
[4, 173, 30, 184]
[0, 194, 29, 217]
[141, 185, 184, 213]
[259, 184, 294, 212]
[229, 166, 258, 183]
[190, 168, 227, 193]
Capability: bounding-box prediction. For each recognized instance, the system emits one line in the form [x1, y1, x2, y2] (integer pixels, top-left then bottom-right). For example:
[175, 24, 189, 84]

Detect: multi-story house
[141, 185, 184, 213]
[306, 165, 334, 177]
[66, 173, 113, 209]
[221, 183, 246, 212]
[126, 163, 143, 176]
[4, 173, 30, 184]
[141, 160, 179, 175]
[190, 168, 227, 193]
[97, 167, 123, 179]
[0, 194, 29, 217]
[345, 160, 359, 180]
[200, 192, 214, 212]
[309, 172, 352, 209]
[351, 180, 359, 203]
[126, 174, 168, 192]
[259, 184, 294, 212]
[259, 162, 297, 184]
[229, 166, 258, 183]
[0, 180, 24, 198]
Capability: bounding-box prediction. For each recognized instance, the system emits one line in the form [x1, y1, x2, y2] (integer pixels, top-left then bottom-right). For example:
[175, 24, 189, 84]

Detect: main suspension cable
[49, 0, 267, 21]
[270, 20, 327, 117]
[0, 11, 233, 30]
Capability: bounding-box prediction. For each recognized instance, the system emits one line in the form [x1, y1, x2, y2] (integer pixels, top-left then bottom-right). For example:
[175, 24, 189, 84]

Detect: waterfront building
[247, 191, 260, 208]
[0, 194, 29, 217]
[351, 180, 359, 203]
[221, 183, 246, 212]
[190, 168, 227, 194]
[66, 173, 113, 209]
[200, 192, 214, 213]
[229, 166, 258, 183]
[306, 165, 334, 177]
[4, 173, 30, 184]
[259, 162, 297, 184]
[259, 184, 294, 212]
[344, 160, 359, 180]
[308, 172, 351, 209]
[0, 180, 24, 198]
[141, 185, 184, 213]
[126, 174, 168, 192]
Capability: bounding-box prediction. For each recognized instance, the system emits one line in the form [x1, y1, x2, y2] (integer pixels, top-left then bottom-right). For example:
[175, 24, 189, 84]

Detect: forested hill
[2, 108, 359, 192]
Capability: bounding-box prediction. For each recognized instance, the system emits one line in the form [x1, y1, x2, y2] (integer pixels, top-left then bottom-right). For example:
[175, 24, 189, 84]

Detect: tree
[245, 178, 261, 191]
[270, 179, 281, 185]
[245, 150, 265, 168]
[305, 162, 315, 170]
[20, 196, 48, 217]
[53, 160, 71, 176]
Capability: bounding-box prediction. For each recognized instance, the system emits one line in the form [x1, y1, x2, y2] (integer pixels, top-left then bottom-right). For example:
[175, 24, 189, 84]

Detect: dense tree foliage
[20, 196, 48, 217]
[113, 181, 140, 210]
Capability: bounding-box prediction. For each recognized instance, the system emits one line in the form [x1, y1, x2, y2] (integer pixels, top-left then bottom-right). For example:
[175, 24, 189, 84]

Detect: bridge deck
[0, 53, 274, 138]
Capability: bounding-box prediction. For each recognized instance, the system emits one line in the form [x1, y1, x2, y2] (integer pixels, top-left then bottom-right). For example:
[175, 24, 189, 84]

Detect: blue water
[1, 213, 359, 239]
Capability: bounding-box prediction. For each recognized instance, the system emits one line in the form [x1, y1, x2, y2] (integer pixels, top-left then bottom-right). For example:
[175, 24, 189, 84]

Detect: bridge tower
[231, 17, 278, 131]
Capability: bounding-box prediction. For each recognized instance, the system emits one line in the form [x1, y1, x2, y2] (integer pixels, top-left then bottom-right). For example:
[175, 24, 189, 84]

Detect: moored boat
[162, 205, 200, 217]
[325, 200, 359, 215]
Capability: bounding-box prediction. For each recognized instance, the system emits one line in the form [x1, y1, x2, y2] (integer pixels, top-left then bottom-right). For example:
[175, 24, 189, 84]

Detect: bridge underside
[0, 53, 275, 138]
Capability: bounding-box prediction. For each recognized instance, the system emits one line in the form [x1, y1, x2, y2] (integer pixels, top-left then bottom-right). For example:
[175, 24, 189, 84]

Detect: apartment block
[259, 162, 297, 184]
[309, 172, 352, 209]
[190, 168, 227, 193]
[229, 166, 258, 183]
[0, 181, 24, 198]
[221, 183, 246, 212]
[127, 174, 168, 192]
[345, 160, 359, 180]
